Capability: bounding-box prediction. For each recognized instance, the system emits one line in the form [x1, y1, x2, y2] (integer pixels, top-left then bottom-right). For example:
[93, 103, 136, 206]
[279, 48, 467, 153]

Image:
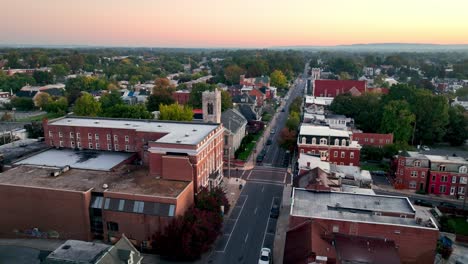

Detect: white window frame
[70, 141, 75, 148]
[114, 144, 119, 151]
[76, 132, 80, 139]
[460, 166, 467, 173]
[409, 181, 416, 189]
[59, 132, 63, 138]
[77, 142, 81, 148]
[411, 171, 418, 177]
[95, 133, 99, 140]
[70, 132, 74, 138]
[59, 141, 64, 147]
[350, 152, 354, 159]
[320, 138, 327, 145]
[414, 161, 421, 167]
[114, 135, 118, 142]
[107, 144, 112, 151]
[125, 135, 129, 142]
[452, 176, 457, 184]
[88, 142, 93, 149]
[49, 131, 53, 137]
[334, 151, 338, 157]
[341, 152, 345, 158]
[96, 143, 100, 150]
[450, 186, 456, 195]
[88, 133, 92, 139]
[440, 185, 446, 193]
[125, 144, 130, 151]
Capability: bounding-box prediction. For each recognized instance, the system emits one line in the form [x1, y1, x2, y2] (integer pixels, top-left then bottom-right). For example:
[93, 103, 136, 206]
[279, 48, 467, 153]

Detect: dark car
[281, 108, 285, 112]
[266, 139, 272, 145]
[256, 154, 264, 163]
[439, 202, 457, 209]
[414, 199, 432, 207]
[270, 204, 280, 218]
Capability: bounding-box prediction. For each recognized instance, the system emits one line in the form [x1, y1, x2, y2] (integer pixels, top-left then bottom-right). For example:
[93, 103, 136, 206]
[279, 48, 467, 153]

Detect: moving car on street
[259, 248, 272, 264]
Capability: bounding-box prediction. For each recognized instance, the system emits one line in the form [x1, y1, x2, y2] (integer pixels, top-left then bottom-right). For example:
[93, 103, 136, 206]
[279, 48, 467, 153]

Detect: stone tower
[202, 90, 221, 123]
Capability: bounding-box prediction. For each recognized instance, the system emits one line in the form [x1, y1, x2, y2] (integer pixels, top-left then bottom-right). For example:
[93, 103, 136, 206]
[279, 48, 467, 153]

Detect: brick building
[43, 117, 224, 191]
[239, 75, 270, 88]
[172, 90, 190, 105]
[284, 189, 439, 264]
[313, 80, 367, 97]
[394, 152, 468, 199]
[0, 164, 194, 248]
[352, 132, 394, 148]
[297, 125, 361, 166]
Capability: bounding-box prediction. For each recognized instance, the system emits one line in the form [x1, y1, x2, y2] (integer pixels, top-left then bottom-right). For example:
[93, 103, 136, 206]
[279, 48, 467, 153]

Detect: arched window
[460, 166, 467, 173]
[302, 137, 306, 144]
[312, 137, 316, 144]
[320, 138, 327, 145]
[207, 103, 214, 115]
[341, 139, 346, 146]
[334, 139, 339, 145]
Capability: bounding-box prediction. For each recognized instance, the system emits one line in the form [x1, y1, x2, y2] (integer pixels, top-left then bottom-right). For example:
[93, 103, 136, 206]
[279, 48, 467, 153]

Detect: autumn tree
[224, 64, 244, 85]
[34, 92, 52, 109]
[270, 70, 288, 89]
[159, 103, 193, 121]
[73, 93, 101, 117]
[146, 78, 176, 111]
[44, 97, 68, 114]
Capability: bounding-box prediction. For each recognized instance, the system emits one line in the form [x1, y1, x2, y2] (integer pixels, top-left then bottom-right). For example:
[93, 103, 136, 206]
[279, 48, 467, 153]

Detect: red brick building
[285, 189, 439, 264]
[394, 152, 468, 199]
[43, 117, 224, 191]
[297, 125, 361, 166]
[352, 132, 394, 148]
[172, 90, 190, 105]
[0, 165, 194, 248]
[239, 75, 270, 88]
[313, 80, 367, 97]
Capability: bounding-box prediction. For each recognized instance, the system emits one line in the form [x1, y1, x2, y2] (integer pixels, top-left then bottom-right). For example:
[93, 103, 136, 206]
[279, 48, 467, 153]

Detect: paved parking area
[0, 245, 41, 264]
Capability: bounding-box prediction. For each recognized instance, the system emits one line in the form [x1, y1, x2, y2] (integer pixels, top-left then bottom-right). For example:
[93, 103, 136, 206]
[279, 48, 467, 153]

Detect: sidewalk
[222, 177, 246, 217]
[0, 238, 65, 251]
[273, 184, 293, 264]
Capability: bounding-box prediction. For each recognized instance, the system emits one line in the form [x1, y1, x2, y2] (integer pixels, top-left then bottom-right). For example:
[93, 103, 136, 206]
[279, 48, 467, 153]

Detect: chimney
[307, 162, 311, 167]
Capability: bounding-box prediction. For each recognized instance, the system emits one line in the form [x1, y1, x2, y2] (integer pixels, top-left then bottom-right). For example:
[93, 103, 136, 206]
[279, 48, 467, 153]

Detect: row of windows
[409, 160, 467, 174]
[90, 196, 175, 217]
[431, 175, 467, 184]
[300, 149, 355, 159]
[300, 137, 348, 146]
[51, 131, 130, 142]
[56, 140, 131, 151]
[435, 185, 465, 195]
[355, 138, 391, 144]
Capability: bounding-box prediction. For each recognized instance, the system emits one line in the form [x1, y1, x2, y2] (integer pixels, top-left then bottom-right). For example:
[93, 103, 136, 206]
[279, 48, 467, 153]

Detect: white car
[422, 145, 430, 151]
[259, 248, 271, 264]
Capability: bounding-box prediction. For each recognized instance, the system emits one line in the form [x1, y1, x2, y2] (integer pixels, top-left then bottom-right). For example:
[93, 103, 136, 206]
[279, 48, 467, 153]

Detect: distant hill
[273, 43, 468, 52]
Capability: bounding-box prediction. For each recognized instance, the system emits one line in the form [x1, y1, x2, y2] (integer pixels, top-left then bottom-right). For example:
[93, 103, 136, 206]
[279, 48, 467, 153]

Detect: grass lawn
[236, 133, 262, 161]
[16, 112, 63, 122]
[360, 163, 389, 172]
[448, 217, 468, 236]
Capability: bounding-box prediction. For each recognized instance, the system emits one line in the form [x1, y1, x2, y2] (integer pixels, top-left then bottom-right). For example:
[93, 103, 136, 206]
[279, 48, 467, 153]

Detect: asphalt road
[208, 182, 283, 264]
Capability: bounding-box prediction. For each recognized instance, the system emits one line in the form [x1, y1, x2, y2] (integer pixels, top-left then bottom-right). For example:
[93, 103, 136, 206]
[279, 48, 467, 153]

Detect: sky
[2, 0, 468, 48]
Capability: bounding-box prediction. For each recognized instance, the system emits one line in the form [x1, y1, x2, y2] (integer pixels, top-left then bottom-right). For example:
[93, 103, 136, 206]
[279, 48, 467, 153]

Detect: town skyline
[2, 0, 468, 48]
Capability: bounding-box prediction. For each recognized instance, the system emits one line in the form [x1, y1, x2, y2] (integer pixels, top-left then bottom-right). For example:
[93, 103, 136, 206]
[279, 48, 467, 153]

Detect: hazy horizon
[2, 0, 468, 48]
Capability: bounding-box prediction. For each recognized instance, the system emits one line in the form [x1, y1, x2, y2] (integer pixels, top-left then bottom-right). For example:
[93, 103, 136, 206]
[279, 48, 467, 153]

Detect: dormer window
[460, 166, 467, 174]
[414, 161, 421, 167]
[302, 137, 306, 144]
[320, 138, 327, 145]
[341, 139, 346, 146]
[312, 137, 316, 144]
[439, 165, 446, 172]
[334, 139, 339, 146]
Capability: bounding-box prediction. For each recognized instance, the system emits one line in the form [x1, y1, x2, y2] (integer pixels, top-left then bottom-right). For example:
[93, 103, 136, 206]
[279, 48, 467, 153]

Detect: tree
[189, 83, 215, 108]
[34, 92, 52, 109]
[33, 71, 53, 85]
[24, 122, 43, 139]
[224, 64, 244, 85]
[103, 104, 153, 119]
[147, 78, 176, 111]
[221, 90, 233, 112]
[6, 51, 21, 68]
[73, 93, 101, 117]
[195, 186, 230, 215]
[445, 105, 468, 146]
[68, 51, 84, 73]
[380, 100, 415, 145]
[44, 97, 68, 114]
[100, 92, 123, 112]
[270, 70, 288, 89]
[11, 97, 35, 111]
[51, 64, 69, 80]
[278, 127, 297, 151]
[159, 104, 193, 121]
[286, 111, 300, 131]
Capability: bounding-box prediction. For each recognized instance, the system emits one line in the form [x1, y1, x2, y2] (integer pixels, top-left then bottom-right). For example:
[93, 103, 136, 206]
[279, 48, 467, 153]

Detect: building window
[341, 152, 345, 158]
[364, 138, 368, 142]
[88, 143, 93, 149]
[312, 138, 316, 144]
[88, 133, 92, 139]
[370, 138, 374, 143]
[133, 201, 144, 213]
[107, 144, 112, 151]
[432, 175, 436, 181]
[460, 177, 467, 184]
[439, 165, 446, 171]
[441, 175, 448, 182]
[59, 141, 64, 147]
[460, 166, 467, 173]
[107, 134, 111, 140]
[107, 222, 119, 232]
[400, 169, 403, 175]
[350, 152, 354, 159]
[59, 132, 63, 138]
[125, 145, 130, 152]
[114, 144, 119, 151]
[320, 138, 327, 145]
[96, 143, 100, 150]
[49, 131, 53, 138]
[334, 139, 339, 145]
[341, 139, 346, 146]
[114, 135, 118, 142]
[334, 151, 338, 157]
[224, 135, 229, 145]
[411, 171, 418, 177]
[77, 142, 81, 148]
[421, 171, 425, 178]
[409, 181, 416, 189]
[452, 176, 457, 184]
[125, 136, 129, 142]
[450, 186, 456, 195]
[95, 134, 99, 140]
[440, 185, 447, 193]
[302, 137, 306, 144]
[414, 161, 421, 167]
[386, 139, 390, 144]
[76, 132, 80, 139]
[332, 225, 339, 233]
[118, 200, 125, 211]
[459, 187, 465, 195]
[70, 141, 75, 148]
[70, 132, 74, 138]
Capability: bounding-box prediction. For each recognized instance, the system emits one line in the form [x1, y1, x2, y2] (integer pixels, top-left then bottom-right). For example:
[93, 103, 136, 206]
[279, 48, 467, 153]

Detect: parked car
[422, 145, 430, 151]
[270, 204, 280, 218]
[256, 155, 264, 163]
[281, 108, 285, 112]
[266, 139, 272, 145]
[270, 129, 276, 134]
[414, 199, 432, 207]
[259, 248, 271, 264]
[439, 202, 457, 209]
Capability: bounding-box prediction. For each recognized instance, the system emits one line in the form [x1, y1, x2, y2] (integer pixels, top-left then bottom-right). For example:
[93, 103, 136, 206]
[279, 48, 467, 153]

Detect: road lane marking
[259, 197, 277, 260]
[246, 170, 253, 180]
[215, 195, 248, 253]
[254, 207, 258, 215]
[248, 180, 285, 186]
[244, 233, 249, 243]
[261, 186, 265, 192]
[283, 172, 287, 184]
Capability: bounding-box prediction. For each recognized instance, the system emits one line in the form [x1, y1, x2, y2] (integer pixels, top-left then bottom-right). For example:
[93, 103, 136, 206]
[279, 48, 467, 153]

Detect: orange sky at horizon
[2, 0, 468, 47]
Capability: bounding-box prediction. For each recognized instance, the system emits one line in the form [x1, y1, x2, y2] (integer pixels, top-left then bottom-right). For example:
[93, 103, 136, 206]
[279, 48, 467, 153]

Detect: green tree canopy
[44, 97, 68, 115]
[189, 83, 215, 108]
[11, 97, 35, 111]
[159, 103, 193, 121]
[221, 90, 233, 112]
[224, 64, 244, 85]
[73, 93, 101, 117]
[100, 92, 124, 112]
[380, 100, 415, 145]
[103, 104, 153, 119]
[270, 70, 288, 89]
[445, 105, 468, 146]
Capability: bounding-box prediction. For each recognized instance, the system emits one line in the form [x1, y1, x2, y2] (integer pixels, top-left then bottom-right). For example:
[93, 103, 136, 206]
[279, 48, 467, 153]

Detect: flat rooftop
[425, 154, 468, 165]
[15, 149, 133, 171]
[291, 188, 437, 229]
[0, 165, 190, 197]
[46, 240, 110, 263]
[299, 125, 350, 138]
[49, 117, 219, 145]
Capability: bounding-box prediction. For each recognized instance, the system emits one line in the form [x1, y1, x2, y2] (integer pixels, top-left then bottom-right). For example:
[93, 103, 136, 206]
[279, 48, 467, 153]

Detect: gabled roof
[238, 104, 257, 121]
[221, 108, 247, 134]
[15, 90, 38, 98]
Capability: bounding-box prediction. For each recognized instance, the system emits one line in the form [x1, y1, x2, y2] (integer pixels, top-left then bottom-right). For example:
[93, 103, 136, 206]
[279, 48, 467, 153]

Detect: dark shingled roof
[15, 90, 38, 98]
[238, 105, 257, 121]
[221, 108, 247, 134]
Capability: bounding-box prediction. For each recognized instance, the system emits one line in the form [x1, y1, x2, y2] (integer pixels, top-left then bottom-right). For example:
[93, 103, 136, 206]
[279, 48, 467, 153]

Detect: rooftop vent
[185, 133, 189, 137]
[176, 140, 182, 143]
[192, 129, 197, 132]
[62, 245, 71, 250]
[125, 123, 131, 126]
[94, 121, 99, 124]
[67, 120, 71, 123]
[375, 200, 380, 205]
[157, 125, 162, 127]
[102, 183, 108, 189]
[335, 202, 341, 207]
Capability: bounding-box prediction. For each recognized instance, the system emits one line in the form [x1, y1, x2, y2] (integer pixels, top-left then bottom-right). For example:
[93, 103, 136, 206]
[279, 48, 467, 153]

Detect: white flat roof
[305, 96, 334, 105]
[50, 117, 219, 145]
[15, 149, 133, 171]
[299, 125, 350, 138]
[425, 154, 468, 165]
[298, 154, 330, 172]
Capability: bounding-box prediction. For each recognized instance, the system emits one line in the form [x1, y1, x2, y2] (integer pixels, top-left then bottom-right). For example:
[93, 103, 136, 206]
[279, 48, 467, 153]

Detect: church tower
[202, 90, 221, 123]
